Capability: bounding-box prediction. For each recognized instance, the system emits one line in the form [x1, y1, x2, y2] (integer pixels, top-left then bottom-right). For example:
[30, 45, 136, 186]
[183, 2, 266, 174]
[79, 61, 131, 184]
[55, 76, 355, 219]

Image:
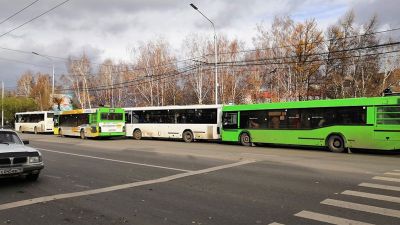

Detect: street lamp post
[1, 81, 4, 127]
[190, 3, 218, 105]
[32, 52, 55, 98]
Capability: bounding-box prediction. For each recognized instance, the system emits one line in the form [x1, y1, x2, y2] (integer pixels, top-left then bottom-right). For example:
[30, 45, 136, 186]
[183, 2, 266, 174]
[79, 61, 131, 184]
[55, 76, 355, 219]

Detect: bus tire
[327, 134, 345, 153]
[182, 130, 193, 143]
[80, 129, 86, 140]
[34, 127, 38, 135]
[133, 129, 142, 140]
[239, 132, 252, 147]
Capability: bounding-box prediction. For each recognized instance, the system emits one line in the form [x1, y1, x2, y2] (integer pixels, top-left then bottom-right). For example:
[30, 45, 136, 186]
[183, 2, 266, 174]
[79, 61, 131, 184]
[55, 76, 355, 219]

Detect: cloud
[0, 0, 398, 87]
[352, 0, 400, 27]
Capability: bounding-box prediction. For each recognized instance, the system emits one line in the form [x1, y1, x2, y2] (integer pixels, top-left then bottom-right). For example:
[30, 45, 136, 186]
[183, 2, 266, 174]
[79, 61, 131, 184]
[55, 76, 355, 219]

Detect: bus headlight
[29, 156, 41, 164]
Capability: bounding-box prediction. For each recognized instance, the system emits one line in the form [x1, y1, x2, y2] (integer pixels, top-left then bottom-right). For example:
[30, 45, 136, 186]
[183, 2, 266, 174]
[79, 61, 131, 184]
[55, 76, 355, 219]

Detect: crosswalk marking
[321, 199, 400, 218]
[342, 190, 400, 203]
[295, 210, 374, 225]
[373, 176, 400, 183]
[359, 183, 400, 192]
[384, 172, 400, 176]
[268, 223, 285, 225]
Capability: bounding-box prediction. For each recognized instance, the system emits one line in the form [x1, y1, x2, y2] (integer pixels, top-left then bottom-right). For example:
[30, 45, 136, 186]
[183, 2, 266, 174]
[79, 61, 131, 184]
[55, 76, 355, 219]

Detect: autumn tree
[16, 71, 34, 97]
[65, 53, 93, 108]
[31, 73, 51, 110]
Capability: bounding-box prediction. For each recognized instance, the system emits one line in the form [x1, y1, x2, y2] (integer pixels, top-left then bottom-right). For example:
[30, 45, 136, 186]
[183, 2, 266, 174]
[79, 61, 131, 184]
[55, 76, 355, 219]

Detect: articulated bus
[222, 96, 400, 152]
[56, 107, 125, 139]
[15, 111, 54, 134]
[124, 105, 222, 142]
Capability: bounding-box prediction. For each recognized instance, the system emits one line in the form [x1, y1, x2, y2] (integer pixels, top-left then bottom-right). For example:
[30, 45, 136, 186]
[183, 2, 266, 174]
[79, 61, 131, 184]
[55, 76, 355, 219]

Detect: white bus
[124, 105, 222, 142]
[15, 111, 54, 134]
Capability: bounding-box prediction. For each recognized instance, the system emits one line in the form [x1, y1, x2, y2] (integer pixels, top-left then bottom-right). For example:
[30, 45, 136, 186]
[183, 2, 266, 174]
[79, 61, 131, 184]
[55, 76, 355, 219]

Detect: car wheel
[327, 135, 345, 153]
[26, 173, 39, 181]
[133, 129, 142, 140]
[240, 132, 252, 147]
[182, 131, 193, 143]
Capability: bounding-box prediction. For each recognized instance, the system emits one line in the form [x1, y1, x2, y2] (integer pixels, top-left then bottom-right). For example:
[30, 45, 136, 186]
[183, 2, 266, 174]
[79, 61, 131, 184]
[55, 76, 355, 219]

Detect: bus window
[223, 112, 238, 129]
[101, 113, 123, 121]
[377, 106, 400, 125]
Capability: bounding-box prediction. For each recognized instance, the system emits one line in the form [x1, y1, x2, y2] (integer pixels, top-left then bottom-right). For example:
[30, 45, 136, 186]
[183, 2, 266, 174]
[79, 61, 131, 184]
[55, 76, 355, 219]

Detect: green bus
[221, 96, 400, 152]
[56, 107, 125, 139]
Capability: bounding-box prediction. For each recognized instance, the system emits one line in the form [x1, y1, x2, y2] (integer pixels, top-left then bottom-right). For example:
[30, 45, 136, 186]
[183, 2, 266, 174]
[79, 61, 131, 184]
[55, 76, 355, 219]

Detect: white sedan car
[0, 129, 44, 181]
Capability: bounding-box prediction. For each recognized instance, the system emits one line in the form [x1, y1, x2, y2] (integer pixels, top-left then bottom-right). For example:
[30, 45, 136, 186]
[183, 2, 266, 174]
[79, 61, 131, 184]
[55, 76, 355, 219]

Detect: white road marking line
[394, 170, 400, 172]
[295, 210, 374, 225]
[384, 172, 400, 176]
[0, 160, 255, 211]
[74, 184, 90, 189]
[359, 183, 400, 192]
[373, 176, 400, 183]
[268, 223, 285, 225]
[37, 148, 191, 172]
[342, 190, 400, 203]
[321, 199, 400, 218]
[43, 174, 62, 179]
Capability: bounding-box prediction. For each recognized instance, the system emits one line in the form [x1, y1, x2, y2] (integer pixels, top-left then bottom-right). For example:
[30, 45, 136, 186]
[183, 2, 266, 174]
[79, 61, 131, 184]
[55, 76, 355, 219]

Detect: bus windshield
[101, 113, 123, 121]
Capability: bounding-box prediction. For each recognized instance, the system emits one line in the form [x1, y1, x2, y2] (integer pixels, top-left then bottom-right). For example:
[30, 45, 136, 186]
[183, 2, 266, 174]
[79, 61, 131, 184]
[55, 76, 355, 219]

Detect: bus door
[45, 112, 54, 132]
[374, 106, 400, 144]
[222, 111, 239, 140]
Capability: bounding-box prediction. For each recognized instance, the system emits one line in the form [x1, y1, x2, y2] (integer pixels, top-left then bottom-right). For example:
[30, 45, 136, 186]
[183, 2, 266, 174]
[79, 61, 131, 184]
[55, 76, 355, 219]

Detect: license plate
[0, 168, 23, 175]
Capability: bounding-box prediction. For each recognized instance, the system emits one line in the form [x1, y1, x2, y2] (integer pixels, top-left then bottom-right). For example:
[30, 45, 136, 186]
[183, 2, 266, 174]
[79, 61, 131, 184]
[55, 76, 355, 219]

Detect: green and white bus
[56, 107, 125, 139]
[222, 96, 400, 152]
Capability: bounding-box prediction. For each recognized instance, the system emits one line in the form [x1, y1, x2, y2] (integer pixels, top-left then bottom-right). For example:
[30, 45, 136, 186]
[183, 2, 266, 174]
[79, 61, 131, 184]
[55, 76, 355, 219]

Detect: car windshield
[0, 131, 23, 145]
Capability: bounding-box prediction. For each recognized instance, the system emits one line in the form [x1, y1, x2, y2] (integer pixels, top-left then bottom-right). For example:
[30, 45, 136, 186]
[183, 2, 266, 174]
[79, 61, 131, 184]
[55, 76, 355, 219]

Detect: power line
[0, 56, 51, 68]
[209, 27, 400, 56]
[58, 64, 200, 92]
[216, 50, 400, 68]
[59, 64, 200, 91]
[57, 49, 399, 93]
[215, 49, 400, 68]
[0, 0, 71, 38]
[0, 0, 40, 25]
[1, 26, 399, 70]
[0, 45, 206, 73]
[214, 42, 400, 66]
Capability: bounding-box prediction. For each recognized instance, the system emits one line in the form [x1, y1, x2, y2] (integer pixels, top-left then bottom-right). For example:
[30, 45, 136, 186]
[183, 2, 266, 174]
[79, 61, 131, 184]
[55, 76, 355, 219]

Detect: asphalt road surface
[1, 133, 399, 225]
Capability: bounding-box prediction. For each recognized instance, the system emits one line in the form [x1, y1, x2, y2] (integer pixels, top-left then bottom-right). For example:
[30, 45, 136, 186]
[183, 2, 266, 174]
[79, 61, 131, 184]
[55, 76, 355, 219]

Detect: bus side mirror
[23, 140, 29, 145]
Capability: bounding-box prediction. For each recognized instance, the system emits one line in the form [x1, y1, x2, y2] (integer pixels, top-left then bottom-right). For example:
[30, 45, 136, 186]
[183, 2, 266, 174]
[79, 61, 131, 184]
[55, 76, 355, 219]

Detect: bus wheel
[327, 135, 345, 153]
[240, 132, 252, 147]
[182, 130, 193, 143]
[133, 129, 142, 140]
[80, 130, 86, 140]
[34, 127, 38, 135]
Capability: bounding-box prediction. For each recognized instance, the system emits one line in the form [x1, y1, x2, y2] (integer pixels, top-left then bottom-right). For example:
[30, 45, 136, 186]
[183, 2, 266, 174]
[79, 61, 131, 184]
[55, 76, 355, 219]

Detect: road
[0, 133, 399, 225]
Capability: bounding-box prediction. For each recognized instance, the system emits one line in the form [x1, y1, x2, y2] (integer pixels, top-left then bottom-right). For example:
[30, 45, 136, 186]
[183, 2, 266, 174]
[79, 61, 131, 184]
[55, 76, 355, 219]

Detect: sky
[0, 0, 399, 89]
